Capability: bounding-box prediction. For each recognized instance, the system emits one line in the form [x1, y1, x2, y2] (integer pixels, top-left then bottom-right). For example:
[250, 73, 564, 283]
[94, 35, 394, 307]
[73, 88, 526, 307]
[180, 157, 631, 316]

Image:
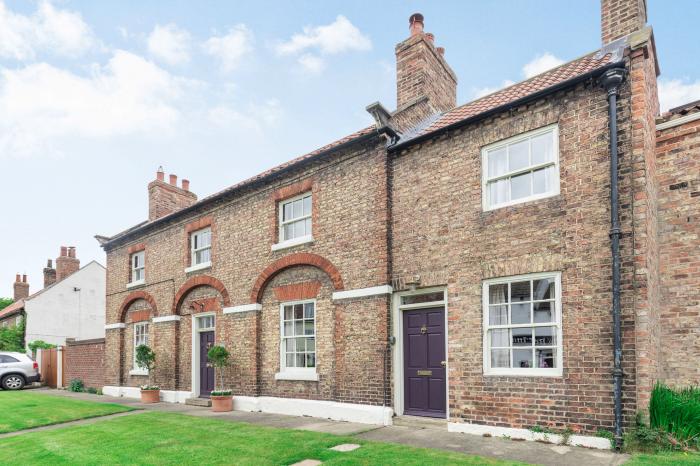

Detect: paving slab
[290, 460, 322, 466]
[29, 389, 630, 466]
[329, 443, 361, 452]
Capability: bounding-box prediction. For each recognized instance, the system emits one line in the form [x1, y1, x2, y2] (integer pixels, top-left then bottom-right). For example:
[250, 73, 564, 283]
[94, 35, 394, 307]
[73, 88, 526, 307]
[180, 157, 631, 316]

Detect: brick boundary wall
[64, 338, 105, 390]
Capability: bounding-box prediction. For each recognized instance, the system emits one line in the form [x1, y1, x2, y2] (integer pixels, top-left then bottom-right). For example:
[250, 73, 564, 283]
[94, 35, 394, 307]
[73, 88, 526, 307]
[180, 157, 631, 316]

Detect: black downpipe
[600, 67, 626, 451]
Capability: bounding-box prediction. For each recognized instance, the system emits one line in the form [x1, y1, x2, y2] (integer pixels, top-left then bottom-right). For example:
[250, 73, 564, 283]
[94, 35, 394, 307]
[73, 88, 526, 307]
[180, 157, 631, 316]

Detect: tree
[207, 345, 231, 394]
[0, 316, 24, 352]
[135, 344, 157, 389]
[28, 340, 56, 355]
[0, 297, 12, 312]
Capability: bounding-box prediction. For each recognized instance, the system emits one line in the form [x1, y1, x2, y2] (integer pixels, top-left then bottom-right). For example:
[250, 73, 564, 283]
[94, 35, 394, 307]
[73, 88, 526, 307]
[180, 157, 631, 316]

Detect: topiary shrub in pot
[207, 344, 232, 412]
[135, 344, 159, 403]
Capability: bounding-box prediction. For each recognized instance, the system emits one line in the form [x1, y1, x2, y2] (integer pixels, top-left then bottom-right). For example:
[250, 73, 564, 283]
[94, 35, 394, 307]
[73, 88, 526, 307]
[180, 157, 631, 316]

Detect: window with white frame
[483, 273, 562, 376]
[131, 251, 145, 283]
[279, 193, 312, 243]
[190, 227, 211, 266]
[133, 322, 149, 371]
[280, 301, 316, 371]
[482, 125, 559, 210]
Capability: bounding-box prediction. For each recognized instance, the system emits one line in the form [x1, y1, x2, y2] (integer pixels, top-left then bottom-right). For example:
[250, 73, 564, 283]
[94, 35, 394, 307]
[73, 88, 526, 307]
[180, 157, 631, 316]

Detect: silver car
[0, 352, 40, 390]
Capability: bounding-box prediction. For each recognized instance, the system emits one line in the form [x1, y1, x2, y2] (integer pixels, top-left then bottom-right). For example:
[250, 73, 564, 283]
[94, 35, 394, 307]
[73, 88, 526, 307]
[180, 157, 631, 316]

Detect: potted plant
[207, 344, 233, 412]
[135, 344, 159, 403]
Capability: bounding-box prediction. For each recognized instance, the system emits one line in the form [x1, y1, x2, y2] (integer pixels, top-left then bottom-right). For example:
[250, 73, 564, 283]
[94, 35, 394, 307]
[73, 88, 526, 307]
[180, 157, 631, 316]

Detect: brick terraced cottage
[97, 1, 699, 448]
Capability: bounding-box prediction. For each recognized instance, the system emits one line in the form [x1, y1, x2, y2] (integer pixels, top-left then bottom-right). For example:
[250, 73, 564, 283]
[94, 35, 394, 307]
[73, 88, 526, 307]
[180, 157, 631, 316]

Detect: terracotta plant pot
[140, 389, 160, 403]
[211, 395, 233, 412]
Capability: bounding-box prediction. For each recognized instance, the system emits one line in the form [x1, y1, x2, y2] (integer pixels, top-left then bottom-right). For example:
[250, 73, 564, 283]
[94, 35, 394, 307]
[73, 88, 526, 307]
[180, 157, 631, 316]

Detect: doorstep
[185, 397, 212, 407]
[393, 415, 447, 429]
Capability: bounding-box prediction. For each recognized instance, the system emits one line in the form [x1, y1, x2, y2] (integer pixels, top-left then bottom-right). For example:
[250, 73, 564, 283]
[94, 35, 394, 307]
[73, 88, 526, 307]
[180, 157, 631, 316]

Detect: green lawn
[626, 451, 700, 465]
[0, 410, 524, 465]
[0, 391, 133, 433]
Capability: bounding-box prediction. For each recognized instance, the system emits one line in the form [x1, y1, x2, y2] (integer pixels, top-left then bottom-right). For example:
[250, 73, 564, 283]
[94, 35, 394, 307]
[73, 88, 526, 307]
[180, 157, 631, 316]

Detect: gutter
[389, 61, 624, 153]
[600, 67, 626, 451]
[100, 129, 387, 250]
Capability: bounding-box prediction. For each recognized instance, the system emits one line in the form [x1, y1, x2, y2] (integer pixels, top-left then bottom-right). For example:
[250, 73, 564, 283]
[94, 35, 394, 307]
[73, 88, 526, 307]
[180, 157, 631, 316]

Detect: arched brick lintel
[172, 275, 232, 315]
[250, 252, 344, 303]
[118, 290, 158, 323]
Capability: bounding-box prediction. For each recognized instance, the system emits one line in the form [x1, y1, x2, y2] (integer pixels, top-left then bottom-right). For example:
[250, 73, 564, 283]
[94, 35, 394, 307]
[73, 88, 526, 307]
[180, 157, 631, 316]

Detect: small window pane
[510, 172, 531, 200]
[295, 353, 305, 368]
[304, 303, 314, 318]
[532, 167, 550, 195]
[286, 354, 294, 367]
[512, 327, 532, 346]
[293, 199, 303, 218]
[535, 327, 556, 346]
[489, 305, 508, 325]
[533, 301, 554, 323]
[284, 321, 293, 336]
[491, 349, 510, 368]
[294, 321, 303, 336]
[536, 348, 555, 368]
[303, 196, 312, 216]
[533, 278, 555, 301]
[487, 148, 508, 177]
[285, 339, 295, 352]
[283, 203, 293, 221]
[490, 329, 509, 347]
[531, 132, 553, 165]
[401, 291, 444, 305]
[304, 321, 314, 335]
[511, 303, 531, 324]
[294, 220, 306, 238]
[284, 306, 293, 320]
[306, 353, 315, 368]
[513, 349, 533, 368]
[488, 284, 508, 304]
[294, 305, 303, 319]
[510, 281, 530, 302]
[489, 178, 508, 205]
[508, 139, 530, 171]
[306, 338, 315, 351]
[283, 224, 294, 240]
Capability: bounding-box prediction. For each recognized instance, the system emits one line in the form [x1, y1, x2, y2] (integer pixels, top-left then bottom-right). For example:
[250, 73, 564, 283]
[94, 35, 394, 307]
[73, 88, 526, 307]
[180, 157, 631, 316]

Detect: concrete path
[0, 410, 139, 439]
[26, 389, 629, 466]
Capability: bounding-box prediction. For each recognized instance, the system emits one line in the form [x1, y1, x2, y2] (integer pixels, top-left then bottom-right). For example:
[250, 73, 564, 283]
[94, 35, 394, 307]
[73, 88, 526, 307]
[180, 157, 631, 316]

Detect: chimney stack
[394, 13, 457, 132]
[56, 246, 80, 281]
[601, 0, 647, 44]
[13, 273, 29, 301]
[44, 259, 57, 288]
[148, 168, 198, 221]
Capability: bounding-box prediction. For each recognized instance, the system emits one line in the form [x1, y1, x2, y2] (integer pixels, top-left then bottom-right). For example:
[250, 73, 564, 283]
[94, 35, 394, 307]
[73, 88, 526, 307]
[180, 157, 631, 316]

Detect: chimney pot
[13, 273, 29, 301]
[182, 179, 190, 191]
[169, 174, 177, 186]
[68, 247, 76, 258]
[22, 274, 27, 283]
[156, 167, 165, 182]
[47, 259, 52, 268]
[15, 273, 20, 283]
[437, 46, 445, 56]
[425, 33, 435, 43]
[409, 13, 424, 36]
[60, 246, 68, 257]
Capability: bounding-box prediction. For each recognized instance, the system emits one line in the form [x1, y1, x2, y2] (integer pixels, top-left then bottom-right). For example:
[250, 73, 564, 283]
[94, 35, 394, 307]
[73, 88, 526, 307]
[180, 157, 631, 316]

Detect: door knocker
[420, 325, 427, 334]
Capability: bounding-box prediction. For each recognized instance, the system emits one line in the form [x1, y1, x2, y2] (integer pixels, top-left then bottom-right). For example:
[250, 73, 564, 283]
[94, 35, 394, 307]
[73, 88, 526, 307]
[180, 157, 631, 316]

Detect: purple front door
[199, 330, 215, 397]
[403, 307, 446, 418]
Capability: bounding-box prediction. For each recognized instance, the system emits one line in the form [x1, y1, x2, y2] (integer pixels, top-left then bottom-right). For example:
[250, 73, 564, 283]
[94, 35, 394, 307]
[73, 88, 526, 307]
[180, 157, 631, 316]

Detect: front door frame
[392, 286, 448, 419]
[191, 312, 216, 398]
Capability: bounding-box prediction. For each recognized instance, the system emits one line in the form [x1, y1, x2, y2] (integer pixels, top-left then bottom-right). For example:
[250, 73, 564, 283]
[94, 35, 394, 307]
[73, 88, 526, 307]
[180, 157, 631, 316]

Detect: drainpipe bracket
[599, 68, 626, 96]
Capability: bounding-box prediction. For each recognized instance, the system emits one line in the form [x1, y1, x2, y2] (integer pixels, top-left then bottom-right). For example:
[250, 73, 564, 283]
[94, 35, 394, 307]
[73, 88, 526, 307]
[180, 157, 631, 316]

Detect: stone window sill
[271, 236, 314, 252]
[126, 280, 145, 290]
[274, 371, 319, 382]
[129, 369, 149, 376]
[185, 261, 212, 274]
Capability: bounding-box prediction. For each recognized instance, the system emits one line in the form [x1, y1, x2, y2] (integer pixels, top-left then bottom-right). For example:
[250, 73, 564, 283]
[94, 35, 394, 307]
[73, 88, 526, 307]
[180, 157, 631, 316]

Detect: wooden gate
[38, 347, 64, 388]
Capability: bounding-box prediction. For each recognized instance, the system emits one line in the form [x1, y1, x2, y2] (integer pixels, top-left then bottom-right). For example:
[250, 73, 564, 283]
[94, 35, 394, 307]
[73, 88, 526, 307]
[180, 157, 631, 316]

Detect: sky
[1, 0, 699, 297]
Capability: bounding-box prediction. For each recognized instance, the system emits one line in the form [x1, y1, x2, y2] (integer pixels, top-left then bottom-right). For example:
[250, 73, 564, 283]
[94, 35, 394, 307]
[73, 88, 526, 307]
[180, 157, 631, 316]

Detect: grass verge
[0, 391, 133, 433]
[0, 410, 524, 465]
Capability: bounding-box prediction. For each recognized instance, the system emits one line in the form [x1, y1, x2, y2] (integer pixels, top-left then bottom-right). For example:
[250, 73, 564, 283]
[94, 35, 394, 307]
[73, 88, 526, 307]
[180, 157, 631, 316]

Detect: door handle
[440, 360, 447, 367]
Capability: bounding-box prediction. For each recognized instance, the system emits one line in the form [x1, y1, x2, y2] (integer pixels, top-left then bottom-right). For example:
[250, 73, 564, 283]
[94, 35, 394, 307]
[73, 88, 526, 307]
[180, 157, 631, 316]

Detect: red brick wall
[656, 112, 700, 386]
[601, 0, 647, 44]
[65, 338, 105, 390]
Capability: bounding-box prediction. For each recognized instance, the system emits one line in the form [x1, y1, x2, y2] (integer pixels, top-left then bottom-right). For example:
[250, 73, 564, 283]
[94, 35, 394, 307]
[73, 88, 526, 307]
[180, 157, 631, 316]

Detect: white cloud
[276, 15, 371, 56]
[203, 25, 253, 72]
[147, 23, 192, 65]
[297, 54, 325, 74]
[208, 99, 282, 134]
[658, 78, 700, 112]
[275, 15, 371, 73]
[0, 0, 95, 60]
[522, 53, 564, 79]
[0, 51, 193, 157]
